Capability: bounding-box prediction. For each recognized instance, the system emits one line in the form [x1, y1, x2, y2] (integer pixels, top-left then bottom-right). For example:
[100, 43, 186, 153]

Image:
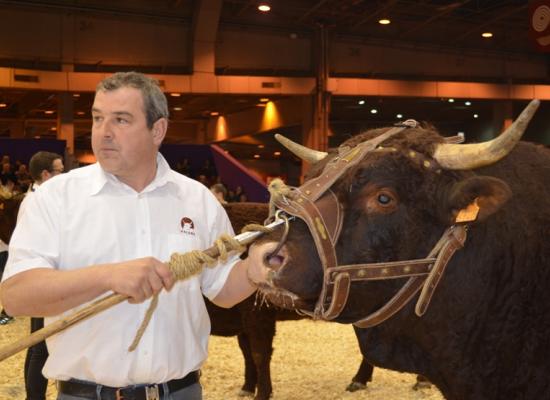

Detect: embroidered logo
[180, 217, 196, 236]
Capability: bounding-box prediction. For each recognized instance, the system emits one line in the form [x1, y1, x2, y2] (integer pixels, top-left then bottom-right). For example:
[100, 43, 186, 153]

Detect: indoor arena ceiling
[0, 0, 547, 160]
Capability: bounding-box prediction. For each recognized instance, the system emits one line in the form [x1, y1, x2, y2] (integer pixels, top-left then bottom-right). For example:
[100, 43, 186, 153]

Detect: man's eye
[92, 116, 102, 123]
[116, 118, 128, 124]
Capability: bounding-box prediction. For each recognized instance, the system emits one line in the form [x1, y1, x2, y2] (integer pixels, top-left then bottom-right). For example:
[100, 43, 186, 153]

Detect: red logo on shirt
[180, 217, 196, 235]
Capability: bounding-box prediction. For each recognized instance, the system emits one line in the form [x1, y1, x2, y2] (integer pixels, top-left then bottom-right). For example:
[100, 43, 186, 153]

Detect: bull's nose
[262, 245, 288, 272]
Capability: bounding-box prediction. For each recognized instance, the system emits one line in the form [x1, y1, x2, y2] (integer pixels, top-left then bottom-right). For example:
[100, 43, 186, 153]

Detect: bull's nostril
[263, 254, 285, 271]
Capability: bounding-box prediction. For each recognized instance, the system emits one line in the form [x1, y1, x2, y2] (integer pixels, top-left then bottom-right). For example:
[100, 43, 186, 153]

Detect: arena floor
[0, 316, 444, 400]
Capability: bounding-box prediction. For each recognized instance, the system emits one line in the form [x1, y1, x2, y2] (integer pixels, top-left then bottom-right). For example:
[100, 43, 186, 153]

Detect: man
[0, 72, 274, 400]
[21, 151, 64, 400]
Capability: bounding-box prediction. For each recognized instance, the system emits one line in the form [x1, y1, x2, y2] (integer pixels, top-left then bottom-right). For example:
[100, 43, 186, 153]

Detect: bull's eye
[377, 193, 392, 205]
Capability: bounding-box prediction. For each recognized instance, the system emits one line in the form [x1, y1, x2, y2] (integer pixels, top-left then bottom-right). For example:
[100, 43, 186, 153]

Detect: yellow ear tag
[455, 199, 480, 223]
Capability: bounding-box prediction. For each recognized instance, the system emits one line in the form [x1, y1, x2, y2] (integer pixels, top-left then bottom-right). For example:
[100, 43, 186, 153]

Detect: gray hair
[96, 71, 169, 129]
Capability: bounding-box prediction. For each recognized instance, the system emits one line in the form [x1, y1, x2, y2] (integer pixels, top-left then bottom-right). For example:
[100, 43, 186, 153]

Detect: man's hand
[108, 257, 175, 303]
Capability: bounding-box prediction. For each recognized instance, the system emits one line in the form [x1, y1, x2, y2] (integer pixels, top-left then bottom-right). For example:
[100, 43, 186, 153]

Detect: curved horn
[275, 134, 328, 164]
[433, 99, 540, 170]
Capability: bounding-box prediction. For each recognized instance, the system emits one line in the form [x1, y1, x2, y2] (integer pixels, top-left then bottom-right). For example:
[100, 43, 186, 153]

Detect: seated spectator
[196, 174, 209, 187]
[176, 158, 193, 178]
[198, 159, 216, 183]
[15, 163, 32, 192]
[0, 161, 16, 188]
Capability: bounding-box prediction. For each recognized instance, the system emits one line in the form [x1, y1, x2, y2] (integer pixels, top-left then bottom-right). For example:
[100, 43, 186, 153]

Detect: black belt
[57, 371, 200, 400]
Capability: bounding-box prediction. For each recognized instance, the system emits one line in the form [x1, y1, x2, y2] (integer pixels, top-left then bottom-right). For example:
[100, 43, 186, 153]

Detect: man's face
[91, 87, 164, 180]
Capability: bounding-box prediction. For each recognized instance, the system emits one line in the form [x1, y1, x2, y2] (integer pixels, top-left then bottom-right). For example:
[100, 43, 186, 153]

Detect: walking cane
[0, 218, 285, 362]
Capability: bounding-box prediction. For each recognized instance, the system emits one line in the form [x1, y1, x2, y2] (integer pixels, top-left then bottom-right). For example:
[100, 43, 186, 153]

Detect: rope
[267, 178, 293, 217]
[129, 183, 293, 351]
[128, 233, 246, 351]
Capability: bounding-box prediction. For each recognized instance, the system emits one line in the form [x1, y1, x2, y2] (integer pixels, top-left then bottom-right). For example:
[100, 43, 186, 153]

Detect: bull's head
[255, 100, 540, 324]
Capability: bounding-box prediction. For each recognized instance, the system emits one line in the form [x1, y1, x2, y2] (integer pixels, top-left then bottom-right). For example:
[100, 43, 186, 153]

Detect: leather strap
[415, 225, 467, 316]
[298, 124, 411, 203]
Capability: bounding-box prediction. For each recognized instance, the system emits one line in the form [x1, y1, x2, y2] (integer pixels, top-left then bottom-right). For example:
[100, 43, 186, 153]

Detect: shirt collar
[89, 153, 176, 196]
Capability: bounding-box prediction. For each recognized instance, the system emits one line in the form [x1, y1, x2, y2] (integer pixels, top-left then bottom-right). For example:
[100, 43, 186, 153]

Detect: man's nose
[95, 119, 114, 138]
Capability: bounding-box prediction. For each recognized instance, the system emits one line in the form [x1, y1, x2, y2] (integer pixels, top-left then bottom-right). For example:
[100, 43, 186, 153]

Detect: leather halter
[271, 121, 470, 328]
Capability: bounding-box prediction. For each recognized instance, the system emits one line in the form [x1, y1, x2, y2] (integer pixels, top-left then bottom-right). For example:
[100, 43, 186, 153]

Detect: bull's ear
[446, 176, 511, 223]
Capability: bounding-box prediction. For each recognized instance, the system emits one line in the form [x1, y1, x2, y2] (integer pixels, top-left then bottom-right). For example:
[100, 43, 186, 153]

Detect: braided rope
[128, 224, 274, 351]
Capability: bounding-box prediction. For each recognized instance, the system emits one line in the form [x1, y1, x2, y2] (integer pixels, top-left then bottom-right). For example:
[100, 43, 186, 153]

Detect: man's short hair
[29, 151, 62, 182]
[96, 71, 169, 129]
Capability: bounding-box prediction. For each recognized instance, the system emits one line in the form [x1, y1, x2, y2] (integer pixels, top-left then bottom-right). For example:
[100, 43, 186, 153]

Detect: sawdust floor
[0, 316, 444, 400]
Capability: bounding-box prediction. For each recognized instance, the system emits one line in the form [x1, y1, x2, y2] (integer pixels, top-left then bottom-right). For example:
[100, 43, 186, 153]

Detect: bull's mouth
[256, 282, 314, 311]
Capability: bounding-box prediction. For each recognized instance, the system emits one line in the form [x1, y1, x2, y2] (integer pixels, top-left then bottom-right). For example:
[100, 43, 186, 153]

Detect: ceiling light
[256, 103, 267, 107]
[358, 100, 365, 105]
[258, 144, 265, 149]
[482, 32, 493, 38]
[448, 98, 455, 103]
[465, 101, 471, 106]
[45, 110, 55, 114]
[210, 111, 219, 116]
[0, 103, 6, 108]
[73, 93, 80, 98]
[396, 113, 403, 119]
[258, 3, 270, 12]
[474, 114, 479, 118]
[254, 154, 261, 159]
[378, 19, 391, 25]
[173, 107, 182, 111]
[77, 111, 85, 115]
[170, 93, 181, 97]
[260, 98, 270, 102]
[370, 109, 378, 114]
[274, 151, 281, 156]
[50, 126, 57, 131]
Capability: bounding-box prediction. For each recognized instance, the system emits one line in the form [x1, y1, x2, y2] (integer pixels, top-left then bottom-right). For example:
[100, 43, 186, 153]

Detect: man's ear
[152, 118, 168, 146]
[446, 176, 511, 223]
[40, 169, 50, 183]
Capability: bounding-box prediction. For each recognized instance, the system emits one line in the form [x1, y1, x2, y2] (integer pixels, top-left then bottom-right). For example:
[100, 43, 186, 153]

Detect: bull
[253, 99, 550, 400]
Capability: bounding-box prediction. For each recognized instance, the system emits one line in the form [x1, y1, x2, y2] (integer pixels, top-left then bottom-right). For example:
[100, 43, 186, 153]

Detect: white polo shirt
[3, 154, 239, 386]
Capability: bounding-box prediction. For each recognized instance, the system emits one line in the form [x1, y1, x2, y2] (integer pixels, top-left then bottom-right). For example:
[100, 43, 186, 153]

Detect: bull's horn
[433, 99, 540, 170]
[275, 134, 328, 164]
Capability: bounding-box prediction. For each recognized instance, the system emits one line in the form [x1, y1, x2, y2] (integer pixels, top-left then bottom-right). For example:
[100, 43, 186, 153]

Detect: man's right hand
[108, 257, 175, 303]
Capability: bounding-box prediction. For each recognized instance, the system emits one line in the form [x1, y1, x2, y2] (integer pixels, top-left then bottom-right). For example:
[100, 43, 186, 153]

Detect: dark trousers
[0, 250, 10, 319]
[24, 317, 49, 400]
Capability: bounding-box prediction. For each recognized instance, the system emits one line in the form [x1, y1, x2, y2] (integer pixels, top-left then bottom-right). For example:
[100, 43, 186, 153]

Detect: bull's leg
[346, 357, 374, 392]
[412, 374, 432, 390]
[243, 308, 276, 400]
[347, 326, 374, 392]
[237, 333, 257, 396]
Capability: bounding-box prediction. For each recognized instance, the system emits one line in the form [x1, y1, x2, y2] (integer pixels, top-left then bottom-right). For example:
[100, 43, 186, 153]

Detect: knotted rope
[128, 224, 272, 351]
[267, 178, 294, 217]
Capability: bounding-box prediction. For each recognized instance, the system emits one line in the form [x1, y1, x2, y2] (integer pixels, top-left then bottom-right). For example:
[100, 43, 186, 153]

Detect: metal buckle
[145, 385, 160, 400]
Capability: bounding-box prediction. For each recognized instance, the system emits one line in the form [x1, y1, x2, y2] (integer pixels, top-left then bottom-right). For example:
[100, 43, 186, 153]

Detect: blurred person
[15, 163, 32, 193]
[20, 151, 64, 400]
[0, 71, 276, 400]
[0, 161, 17, 188]
[210, 183, 228, 205]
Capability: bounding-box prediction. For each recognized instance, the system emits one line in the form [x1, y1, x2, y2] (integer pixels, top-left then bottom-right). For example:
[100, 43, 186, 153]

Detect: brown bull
[256, 100, 550, 400]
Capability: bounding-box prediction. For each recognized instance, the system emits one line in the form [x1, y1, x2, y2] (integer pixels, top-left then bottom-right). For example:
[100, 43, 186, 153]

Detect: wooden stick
[0, 219, 284, 362]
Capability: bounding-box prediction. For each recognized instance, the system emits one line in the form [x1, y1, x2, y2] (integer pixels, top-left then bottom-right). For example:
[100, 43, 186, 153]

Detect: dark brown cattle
[256, 100, 550, 400]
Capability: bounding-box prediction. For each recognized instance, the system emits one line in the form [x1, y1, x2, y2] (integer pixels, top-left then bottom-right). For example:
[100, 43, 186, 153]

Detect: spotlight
[258, 3, 270, 12]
